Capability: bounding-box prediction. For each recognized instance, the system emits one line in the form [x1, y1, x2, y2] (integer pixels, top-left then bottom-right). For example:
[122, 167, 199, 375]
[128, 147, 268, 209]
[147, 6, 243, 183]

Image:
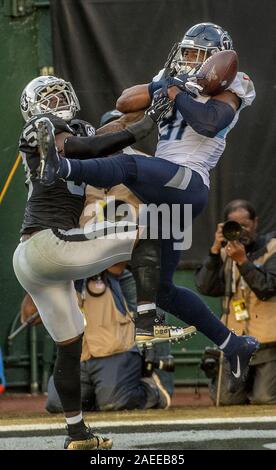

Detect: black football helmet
[171, 22, 233, 74]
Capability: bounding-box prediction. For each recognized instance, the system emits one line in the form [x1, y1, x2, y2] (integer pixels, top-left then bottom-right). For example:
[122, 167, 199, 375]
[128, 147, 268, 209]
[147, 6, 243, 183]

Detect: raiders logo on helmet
[21, 93, 29, 112]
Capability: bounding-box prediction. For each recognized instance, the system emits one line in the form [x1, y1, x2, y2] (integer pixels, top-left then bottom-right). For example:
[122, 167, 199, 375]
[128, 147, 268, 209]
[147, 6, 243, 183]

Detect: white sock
[66, 412, 83, 425]
[137, 303, 156, 313]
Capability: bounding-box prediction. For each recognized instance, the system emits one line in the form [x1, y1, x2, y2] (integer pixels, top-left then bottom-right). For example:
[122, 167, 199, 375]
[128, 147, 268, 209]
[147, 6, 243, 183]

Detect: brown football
[196, 50, 238, 96]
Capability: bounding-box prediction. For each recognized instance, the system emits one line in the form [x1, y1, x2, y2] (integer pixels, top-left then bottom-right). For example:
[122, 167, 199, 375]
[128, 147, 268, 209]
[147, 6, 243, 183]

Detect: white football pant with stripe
[13, 221, 137, 342]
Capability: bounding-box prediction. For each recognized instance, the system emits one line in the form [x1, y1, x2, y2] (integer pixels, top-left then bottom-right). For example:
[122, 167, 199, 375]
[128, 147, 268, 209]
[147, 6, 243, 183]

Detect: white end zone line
[1, 415, 276, 433]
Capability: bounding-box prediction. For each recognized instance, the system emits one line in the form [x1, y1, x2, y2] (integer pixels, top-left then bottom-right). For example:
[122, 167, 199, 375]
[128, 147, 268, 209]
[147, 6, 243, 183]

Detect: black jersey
[19, 118, 95, 235]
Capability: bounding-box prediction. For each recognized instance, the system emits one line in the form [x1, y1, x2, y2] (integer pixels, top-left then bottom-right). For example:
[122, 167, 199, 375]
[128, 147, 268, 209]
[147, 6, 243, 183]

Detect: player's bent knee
[56, 333, 83, 346]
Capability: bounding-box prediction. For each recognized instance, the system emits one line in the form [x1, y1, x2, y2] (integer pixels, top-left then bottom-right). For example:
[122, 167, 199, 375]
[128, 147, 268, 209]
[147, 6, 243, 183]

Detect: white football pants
[13, 221, 137, 342]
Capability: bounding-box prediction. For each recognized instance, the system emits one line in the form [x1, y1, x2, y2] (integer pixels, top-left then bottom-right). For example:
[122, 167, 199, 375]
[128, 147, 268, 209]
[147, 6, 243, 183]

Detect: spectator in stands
[195, 199, 276, 405]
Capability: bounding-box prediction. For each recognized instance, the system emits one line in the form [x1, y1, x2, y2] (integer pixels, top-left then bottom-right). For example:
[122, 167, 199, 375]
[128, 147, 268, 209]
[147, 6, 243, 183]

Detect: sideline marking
[1, 415, 276, 433]
[263, 442, 276, 449]
[1, 430, 276, 451]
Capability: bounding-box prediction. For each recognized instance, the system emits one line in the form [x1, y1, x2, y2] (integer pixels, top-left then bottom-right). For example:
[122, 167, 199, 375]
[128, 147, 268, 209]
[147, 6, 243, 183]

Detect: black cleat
[36, 117, 61, 186]
[227, 335, 259, 393]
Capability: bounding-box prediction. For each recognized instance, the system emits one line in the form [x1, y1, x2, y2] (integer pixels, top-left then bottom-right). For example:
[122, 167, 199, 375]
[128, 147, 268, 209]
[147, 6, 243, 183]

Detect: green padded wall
[0, 1, 53, 387]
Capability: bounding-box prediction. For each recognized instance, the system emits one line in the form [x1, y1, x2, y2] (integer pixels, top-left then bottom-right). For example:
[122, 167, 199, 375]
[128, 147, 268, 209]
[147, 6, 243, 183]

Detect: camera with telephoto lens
[142, 347, 175, 377]
[222, 220, 251, 245]
[200, 347, 220, 379]
[222, 220, 243, 241]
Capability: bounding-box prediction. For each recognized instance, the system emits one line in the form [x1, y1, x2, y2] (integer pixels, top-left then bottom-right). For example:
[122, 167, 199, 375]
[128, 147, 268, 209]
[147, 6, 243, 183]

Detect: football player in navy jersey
[36, 24, 259, 396]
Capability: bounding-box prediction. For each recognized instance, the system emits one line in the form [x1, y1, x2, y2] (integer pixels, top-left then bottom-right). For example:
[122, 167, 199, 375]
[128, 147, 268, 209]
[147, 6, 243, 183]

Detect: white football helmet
[20, 75, 80, 122]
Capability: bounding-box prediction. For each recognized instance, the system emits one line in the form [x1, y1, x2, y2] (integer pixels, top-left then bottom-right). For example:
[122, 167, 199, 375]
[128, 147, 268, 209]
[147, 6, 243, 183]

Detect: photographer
[44, 264, 172, 412]
[195, 199, 276, 405]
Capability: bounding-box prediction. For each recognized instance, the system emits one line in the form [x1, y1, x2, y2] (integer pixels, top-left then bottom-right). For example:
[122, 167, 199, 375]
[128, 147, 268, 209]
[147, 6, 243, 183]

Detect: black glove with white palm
[126, 95, 173, 140]
[145, 95, 173, 124]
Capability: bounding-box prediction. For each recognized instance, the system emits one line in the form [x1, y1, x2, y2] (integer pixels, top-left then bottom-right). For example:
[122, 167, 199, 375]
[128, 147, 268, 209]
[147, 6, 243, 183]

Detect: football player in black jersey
[14, 75, 173, 450]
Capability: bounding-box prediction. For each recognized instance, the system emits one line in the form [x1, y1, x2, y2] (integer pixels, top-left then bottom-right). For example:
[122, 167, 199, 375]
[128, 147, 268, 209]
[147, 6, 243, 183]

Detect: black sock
[67, 419, 87, 438]
[53, 336, 83, 413]
[136, 308, 158, 330]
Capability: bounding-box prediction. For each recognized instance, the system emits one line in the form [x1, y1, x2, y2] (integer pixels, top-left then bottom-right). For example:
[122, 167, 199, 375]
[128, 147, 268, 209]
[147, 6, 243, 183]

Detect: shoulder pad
[226, 72, 256, 108]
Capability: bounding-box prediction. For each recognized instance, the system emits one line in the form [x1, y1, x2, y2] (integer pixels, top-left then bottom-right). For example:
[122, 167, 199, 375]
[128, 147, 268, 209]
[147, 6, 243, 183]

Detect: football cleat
[64, 426, 113, 450]
[36, 117, 61, 186]
[227, 335, 259, 393]
[135, 324, 196, 346]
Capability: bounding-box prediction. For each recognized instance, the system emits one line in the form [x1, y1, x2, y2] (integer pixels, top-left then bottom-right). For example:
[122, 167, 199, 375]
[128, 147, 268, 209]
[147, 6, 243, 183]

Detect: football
[196, 50, 238, 96]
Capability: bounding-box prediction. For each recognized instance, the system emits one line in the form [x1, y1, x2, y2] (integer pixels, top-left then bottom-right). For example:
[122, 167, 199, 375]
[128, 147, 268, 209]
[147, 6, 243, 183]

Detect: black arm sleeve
[64, 115, 155, 159]
[64, 129, 135, 159]
[195, 253, 226, 297]
[238, 253, 276, 300]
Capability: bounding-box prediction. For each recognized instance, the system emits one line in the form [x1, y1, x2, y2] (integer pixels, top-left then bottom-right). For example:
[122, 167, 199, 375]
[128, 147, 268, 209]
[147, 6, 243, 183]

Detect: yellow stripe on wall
[0, 153, 22, 205]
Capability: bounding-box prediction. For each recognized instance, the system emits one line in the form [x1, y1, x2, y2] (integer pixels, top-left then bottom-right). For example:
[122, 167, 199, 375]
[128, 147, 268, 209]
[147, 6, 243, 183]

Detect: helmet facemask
[172, 44, 217, 75]
[21, 77, 80, 122]
[32, 81, 80, 121]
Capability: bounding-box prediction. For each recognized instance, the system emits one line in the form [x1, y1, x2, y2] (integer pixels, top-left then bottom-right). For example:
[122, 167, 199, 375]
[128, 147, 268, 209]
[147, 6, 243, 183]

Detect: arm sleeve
[174, 92, 235, 138]
[64, 115, 155, 159]
[238, 254, 276, 300]
[195, 253, 226, 297]
[64, 129, 135, 159]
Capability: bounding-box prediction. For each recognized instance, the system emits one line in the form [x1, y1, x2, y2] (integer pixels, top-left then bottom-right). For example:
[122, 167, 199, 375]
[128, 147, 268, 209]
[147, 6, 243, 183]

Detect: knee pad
[131, 238, 160, 302]
[53, 336, 83, 412]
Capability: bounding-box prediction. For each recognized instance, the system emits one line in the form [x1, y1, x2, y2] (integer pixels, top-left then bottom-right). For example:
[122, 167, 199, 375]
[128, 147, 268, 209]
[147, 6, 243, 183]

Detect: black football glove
[145, 96, 173, 124]
[19, 113, 74, 152]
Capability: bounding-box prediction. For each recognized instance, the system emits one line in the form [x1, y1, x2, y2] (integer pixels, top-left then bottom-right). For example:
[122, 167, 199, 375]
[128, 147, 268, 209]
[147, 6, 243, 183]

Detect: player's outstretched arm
[64, 99, 171, 159]
[63, 111, 148, 158]
[116, 84, 151, 113]
[167, 87, 239, 138]
[19, 110, 153, 159]
[64, 115, 155, 158]
[96, 111, 144, 135]
[64, 128, 137, 158]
